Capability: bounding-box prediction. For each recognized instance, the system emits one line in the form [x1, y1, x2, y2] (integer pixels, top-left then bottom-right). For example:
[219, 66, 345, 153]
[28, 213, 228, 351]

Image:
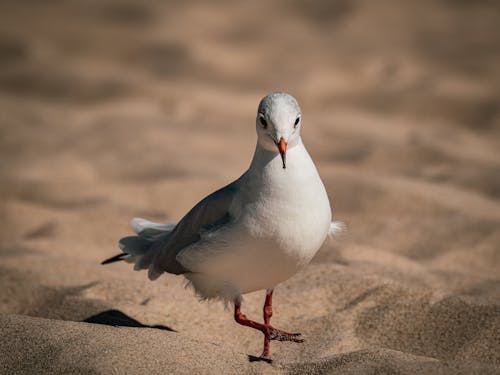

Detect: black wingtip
[101, 253, 126, 265]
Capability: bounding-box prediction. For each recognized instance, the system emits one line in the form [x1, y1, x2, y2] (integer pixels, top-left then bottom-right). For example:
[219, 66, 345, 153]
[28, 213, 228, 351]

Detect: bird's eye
[259, 116, 268, 129]
[294, 116, 300, 127]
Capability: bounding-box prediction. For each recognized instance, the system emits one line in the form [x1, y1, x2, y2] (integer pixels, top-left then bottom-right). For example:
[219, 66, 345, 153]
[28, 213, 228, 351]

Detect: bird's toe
[268, 328, 304, 342]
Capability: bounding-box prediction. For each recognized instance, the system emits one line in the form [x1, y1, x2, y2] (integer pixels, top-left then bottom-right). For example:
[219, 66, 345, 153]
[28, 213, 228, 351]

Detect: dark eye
[294, 116, 300, 127]
[259, 116, 268, 129]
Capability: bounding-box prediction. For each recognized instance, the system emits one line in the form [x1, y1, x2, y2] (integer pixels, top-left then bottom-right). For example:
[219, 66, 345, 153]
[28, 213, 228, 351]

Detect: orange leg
[262, 290, 273, 358]
[234, 289, 303, 359]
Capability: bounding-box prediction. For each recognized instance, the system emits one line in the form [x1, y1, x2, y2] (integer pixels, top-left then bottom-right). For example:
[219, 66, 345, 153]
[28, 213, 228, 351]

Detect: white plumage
[104, 92, 343, 358]
[110, 92, 342, 304]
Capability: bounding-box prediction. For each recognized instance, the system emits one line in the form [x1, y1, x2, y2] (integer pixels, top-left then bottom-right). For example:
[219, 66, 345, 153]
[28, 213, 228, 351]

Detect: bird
[102, 92, 343, 359]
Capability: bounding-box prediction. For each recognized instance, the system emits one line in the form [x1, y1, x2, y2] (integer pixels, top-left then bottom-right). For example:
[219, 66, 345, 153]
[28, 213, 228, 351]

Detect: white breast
[224, 141, 331, 290]
[179, 140, 332, 297]
[244, 143, 331, 256]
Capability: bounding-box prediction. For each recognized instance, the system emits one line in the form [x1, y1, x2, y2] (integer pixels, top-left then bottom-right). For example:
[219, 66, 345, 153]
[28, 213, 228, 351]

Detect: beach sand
[1, 1, 499, 373]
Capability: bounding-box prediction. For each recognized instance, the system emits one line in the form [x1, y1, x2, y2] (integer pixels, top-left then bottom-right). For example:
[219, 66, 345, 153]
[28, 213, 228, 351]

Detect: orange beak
[276, 137, 287, 169]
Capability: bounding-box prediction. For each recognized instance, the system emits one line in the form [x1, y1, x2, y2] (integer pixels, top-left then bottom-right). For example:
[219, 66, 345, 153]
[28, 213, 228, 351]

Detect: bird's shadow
[83, 309, 176, 332]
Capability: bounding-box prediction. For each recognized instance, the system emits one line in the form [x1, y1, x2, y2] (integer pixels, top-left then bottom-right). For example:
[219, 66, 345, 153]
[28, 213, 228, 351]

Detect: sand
[1, 0, 499, 374]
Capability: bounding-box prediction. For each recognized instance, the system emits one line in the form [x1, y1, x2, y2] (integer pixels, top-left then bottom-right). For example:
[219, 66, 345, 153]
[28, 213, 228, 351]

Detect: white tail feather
[328, 221, 345, 238]
[130, 218, 176, 240]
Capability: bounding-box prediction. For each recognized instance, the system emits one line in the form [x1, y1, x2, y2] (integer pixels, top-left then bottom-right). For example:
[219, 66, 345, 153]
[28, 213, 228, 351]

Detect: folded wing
[146, 182, 238, 279]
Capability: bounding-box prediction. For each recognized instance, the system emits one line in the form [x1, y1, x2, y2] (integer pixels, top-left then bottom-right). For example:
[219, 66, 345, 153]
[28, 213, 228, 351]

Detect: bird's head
[255, 92, 302, 169]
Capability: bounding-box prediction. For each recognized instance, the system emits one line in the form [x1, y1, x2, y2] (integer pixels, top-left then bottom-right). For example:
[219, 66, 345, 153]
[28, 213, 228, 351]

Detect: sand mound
[0, 314, 251, 375]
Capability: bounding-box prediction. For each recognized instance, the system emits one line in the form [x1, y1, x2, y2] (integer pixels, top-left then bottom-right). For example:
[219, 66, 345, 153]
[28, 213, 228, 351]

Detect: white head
[255, 92, 302, 169]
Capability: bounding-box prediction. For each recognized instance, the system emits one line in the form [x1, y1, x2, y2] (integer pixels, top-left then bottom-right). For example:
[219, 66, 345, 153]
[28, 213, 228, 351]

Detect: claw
[259, 353, 273, 362]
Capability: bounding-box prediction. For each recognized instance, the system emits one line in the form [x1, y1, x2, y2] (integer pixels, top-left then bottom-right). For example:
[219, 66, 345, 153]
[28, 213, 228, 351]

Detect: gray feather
[148, 182, 237, 277]
[118, 236, 152, 256]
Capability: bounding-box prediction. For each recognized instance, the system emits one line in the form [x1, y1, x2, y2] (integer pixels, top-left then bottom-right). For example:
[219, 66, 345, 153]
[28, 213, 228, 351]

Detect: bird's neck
[248, 138, 303, 172]
[247, 137, 319, 186]
[243, 137, 328, 222]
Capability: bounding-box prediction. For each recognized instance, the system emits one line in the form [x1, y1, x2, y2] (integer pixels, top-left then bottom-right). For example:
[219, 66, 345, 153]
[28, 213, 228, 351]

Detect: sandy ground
[1, 0, 499, 374]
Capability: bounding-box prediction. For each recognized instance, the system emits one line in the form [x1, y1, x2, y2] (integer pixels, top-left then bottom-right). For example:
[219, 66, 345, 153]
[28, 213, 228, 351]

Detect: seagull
[102, 92, 343, 359]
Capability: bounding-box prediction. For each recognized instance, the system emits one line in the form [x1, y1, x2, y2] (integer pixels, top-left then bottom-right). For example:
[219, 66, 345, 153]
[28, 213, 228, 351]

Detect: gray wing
[149, 181, 238, 277]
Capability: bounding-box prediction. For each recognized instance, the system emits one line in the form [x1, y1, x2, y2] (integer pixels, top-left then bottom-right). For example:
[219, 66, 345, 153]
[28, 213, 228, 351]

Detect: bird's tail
[101, 218, 176, 271]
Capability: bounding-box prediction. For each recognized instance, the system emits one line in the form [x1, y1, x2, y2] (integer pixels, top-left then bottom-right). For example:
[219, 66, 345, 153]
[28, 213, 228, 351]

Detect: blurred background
[1, 0, 499, 372]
